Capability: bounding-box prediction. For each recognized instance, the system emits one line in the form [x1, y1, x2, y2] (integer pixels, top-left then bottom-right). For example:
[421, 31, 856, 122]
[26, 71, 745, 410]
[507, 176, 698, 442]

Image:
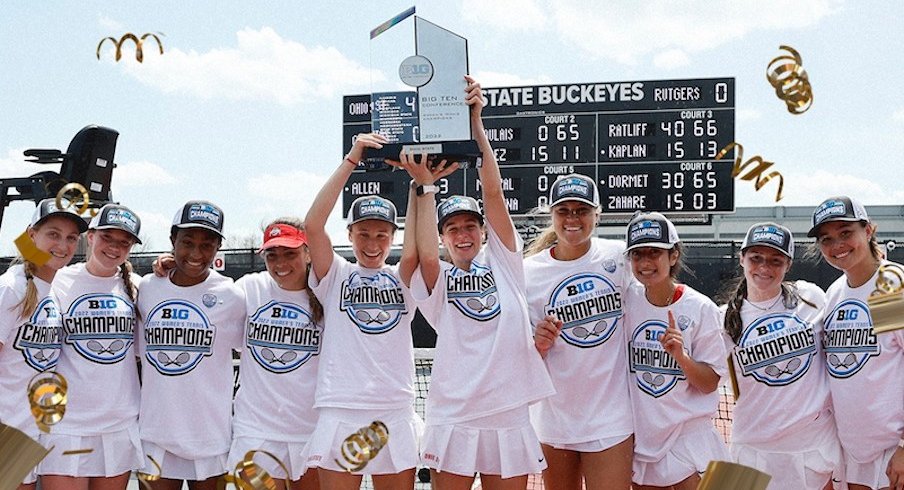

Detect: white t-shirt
[412, 225, 555, 426]
[523, 238, 634, 444]
[0, 265, 60, 439]
[722, 281, 831, 445]
[136, 271, 245, 459]
[50, 263, 141, 435]
[822, 261, 904, 463]
[233, 272, 322, 441]
[309, 252, 414, 410]
[625, 283, 727, 461]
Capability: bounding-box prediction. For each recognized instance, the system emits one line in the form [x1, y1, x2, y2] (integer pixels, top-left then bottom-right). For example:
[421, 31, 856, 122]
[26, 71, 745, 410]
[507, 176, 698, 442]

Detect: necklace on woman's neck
[745, 294, 783, 311]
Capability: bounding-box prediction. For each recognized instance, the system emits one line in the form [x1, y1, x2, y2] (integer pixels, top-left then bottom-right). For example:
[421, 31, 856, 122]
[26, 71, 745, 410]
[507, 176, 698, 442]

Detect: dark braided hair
[722, 276, 817, 344]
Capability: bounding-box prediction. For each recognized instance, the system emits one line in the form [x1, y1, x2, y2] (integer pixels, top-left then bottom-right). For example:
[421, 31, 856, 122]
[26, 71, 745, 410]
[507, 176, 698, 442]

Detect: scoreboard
[342, 77, 735, 217]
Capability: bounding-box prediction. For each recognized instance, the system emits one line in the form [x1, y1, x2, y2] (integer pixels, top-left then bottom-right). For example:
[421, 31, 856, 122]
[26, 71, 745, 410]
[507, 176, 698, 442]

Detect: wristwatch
[416, 184, 439, 196]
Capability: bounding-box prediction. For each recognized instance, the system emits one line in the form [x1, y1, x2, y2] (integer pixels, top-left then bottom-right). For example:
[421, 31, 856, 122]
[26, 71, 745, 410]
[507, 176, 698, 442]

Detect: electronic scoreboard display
[342, 77, 735, 218]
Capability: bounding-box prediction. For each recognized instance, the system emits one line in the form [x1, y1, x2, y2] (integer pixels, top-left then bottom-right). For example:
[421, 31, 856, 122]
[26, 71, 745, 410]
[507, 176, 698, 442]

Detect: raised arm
[389, 152, 457, 292]
[397, 174, 419, 287]
[466, 75, 517, 251]
[305, 133, 387, 281]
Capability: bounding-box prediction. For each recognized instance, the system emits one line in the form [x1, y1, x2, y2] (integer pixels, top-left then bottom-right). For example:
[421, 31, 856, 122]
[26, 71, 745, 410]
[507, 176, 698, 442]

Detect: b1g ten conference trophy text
[362, 7, 480, 169]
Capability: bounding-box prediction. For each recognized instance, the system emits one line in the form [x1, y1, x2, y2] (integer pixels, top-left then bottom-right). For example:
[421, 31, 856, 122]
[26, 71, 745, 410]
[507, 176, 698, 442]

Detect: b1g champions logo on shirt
[446, 261, 499, 321]
[629, 319, 686, 397]
[545, 273, 622, 347]
[63, 293, 135, 364]
[736, 313, 815, 386]
[246, 301, 321, 373]
[144, 300, 216, 375]
[340, 271, 407, 334]
[14, 297, 62, 371]
[823, 299, 879, 378]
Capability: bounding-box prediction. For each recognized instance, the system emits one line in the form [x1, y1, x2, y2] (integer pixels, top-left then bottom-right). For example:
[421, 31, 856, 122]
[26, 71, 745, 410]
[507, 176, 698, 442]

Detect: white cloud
[0, 147, 57, 180]
[467, 0, 841, 65]
[738, 109, 762, 121]
[893, 108, 904, 122]
[473, 70, 553, 87]
[734, 169, 904, 207]
[462, 0, 546, 31]
[116, 27, 382, 105]
[129, 210, 172, 251]
[98, 14, 123, 31]
[114, 160, 177, 188]
[653, 49, 691, 69]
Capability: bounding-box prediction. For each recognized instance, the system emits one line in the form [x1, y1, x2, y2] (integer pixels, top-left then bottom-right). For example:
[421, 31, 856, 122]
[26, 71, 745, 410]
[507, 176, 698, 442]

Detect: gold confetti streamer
[334, 421, 389, 473]
[96, 32, 165, 63]
[14, 231, 52, 267]
[55, 182, 91, 216]
[715, 142, 784, 202]
[0, 423, 52, 490]
[135, 454, 162, 490]
[869, 263, 904, 334]
[217, 450, 291, 490]
[62, 448, 94, 456]
[698, 460, 771, 490]
[766, 45, 813, 114]
[27, 371, 68, 433]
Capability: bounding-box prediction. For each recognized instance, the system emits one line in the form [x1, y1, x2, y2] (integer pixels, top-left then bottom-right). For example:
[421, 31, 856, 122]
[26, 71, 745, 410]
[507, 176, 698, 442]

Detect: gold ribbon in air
[766, 45, 813, 114]
[715, 142, 784, 202]
[334, 421, 390, 473]
[97, 32, 165, 63]
[27, 371, 68, 433]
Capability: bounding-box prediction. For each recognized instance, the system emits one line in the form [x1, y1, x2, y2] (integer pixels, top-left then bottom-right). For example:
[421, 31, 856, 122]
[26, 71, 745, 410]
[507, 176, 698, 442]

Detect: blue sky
[1, 0, 902, 253]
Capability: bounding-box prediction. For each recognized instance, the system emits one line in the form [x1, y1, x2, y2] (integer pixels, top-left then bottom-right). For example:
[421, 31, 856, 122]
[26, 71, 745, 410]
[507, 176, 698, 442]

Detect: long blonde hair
[12, 258, 40, 319]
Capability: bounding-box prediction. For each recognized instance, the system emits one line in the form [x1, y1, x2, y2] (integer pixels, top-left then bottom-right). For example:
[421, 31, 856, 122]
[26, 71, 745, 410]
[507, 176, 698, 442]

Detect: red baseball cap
[258, 223, 307, 253]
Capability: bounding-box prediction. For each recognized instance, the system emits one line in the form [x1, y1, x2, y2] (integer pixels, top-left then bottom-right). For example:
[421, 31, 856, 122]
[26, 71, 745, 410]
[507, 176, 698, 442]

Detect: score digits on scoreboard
[342, 78, 735, 217]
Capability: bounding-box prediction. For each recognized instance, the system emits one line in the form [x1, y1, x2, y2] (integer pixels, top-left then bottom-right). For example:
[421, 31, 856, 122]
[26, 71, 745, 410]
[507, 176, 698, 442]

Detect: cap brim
[741, 241, 792, 258]
[347, 217, 398, 229]
[257, 237, 306, 253]
[551, 196, 599, 208]
[91, 224, 142, 244]
[625, 241, 676, 253]
[173, 223, 225, 239]
[806, 216, 867, 237]
[36, 212, 89, 233]
[438, 210, 484, 231]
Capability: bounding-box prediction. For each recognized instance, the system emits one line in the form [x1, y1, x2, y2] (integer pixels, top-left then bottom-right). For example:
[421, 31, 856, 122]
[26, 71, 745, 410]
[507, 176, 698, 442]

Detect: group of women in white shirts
[1, 76, 902, 490]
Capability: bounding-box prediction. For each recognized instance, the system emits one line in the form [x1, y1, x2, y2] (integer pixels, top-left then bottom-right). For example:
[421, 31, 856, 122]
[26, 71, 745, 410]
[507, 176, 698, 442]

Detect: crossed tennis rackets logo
[823, 299, 880, 379]
[736, 313, 815, 386]
[446, 261, 500, 322]
[13, 297, 62, 372]
[340, 272, 407, 334]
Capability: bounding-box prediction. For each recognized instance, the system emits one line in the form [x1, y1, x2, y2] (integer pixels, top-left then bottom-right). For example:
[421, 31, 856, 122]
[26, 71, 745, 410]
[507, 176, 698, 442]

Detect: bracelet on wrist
[344, 154, 359, 167]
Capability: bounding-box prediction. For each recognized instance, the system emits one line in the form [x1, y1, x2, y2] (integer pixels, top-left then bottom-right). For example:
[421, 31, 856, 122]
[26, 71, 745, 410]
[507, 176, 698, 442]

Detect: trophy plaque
[363, 7, 480, 168]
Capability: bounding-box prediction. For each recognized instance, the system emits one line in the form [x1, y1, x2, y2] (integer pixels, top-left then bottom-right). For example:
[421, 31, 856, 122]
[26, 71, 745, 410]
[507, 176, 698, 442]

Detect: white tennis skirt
[38, 425, 143, 477]
[844, 443, 895, 489]
[633, 421, 729, 487]
[547, 433, 633, 453]
[303, 406, 422, 475]
[731, 413, 844, 490]
[227, 436, 310, 481]
[421, 405, 546, 479]
[140, 440, 228, 481]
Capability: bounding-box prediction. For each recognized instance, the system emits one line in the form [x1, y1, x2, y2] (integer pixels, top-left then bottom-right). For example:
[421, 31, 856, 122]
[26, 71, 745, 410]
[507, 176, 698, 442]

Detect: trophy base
[363, 140, 481, 170]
